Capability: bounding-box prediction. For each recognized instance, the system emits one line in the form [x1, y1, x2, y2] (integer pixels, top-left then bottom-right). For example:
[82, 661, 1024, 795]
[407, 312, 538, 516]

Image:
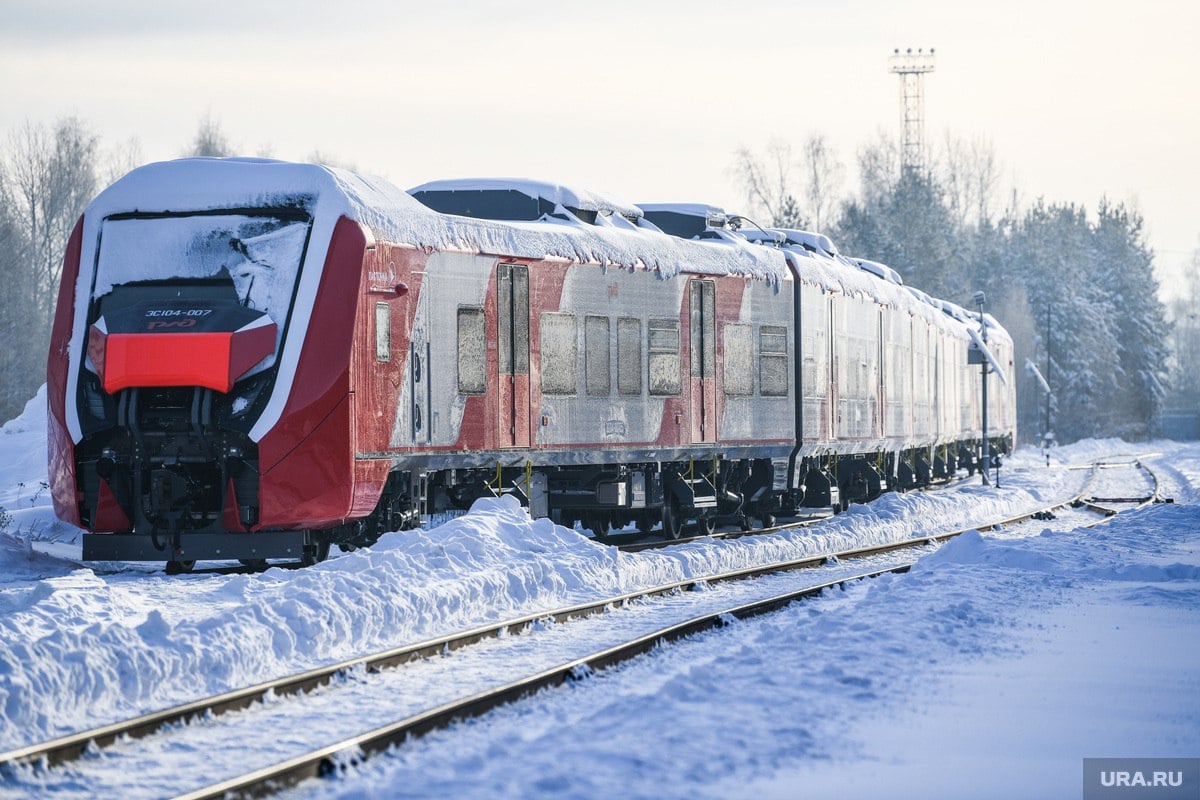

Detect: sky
[2, 0, 1198, 293]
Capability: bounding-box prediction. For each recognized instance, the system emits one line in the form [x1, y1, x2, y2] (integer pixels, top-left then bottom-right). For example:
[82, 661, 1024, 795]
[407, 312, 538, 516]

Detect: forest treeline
[734, 134, 1192, 444]
[0, 116, 1193, 443]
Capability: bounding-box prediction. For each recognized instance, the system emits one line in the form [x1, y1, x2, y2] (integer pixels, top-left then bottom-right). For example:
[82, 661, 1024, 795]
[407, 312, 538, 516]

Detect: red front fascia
[257, 217, 370, 528]
[47, 218, 84, 528]
[90, 324, 276, 394]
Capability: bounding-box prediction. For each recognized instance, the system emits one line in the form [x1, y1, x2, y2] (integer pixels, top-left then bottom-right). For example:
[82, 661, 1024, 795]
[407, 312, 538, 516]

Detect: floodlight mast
[889, 47, 936, 174]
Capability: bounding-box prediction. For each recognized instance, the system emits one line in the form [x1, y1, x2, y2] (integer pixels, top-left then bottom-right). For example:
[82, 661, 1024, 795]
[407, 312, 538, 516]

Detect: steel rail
[0, 543, 923, 773]
[176, 565, 915, 800]
[0, 459, 1117, 776]
[173, 457, 1165, 799]
[1078, 459, 1165, 520]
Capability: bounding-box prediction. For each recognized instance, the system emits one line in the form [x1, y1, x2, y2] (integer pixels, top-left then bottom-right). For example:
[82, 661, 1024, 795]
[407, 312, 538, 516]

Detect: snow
[91, 213, 309, 377]
[0, 390, 1197, 798]
[84, 158, 788, 285]
[408, 178, 646, 221]
[734, 225, 983, 350]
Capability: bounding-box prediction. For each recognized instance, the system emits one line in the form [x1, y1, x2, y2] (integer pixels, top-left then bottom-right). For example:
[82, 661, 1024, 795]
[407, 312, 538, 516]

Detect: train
[46, 158, 1015, 572]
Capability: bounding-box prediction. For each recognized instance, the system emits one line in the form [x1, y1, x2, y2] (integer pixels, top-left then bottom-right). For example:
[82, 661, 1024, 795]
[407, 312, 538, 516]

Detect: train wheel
[238, 559, 268, 571]
[661, 499, 683, 540]
[636, 511, 658, 535]
[739, 514, 753, 532]
[695, 514, 716, 536]
[760, 514, 777, 529]
[301, 541, 331, 566]
[587, 515, 610, 542]
[165, 559, 195, 575]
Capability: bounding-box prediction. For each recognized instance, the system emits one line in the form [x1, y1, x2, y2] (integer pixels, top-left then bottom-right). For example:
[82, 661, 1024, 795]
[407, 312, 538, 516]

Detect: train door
[829, 296, 840, 440]
[497, 263, 531, 449]
[407, 310, 431, 447]
[800, 285, 832, 441]
[690, 280, 716, 443]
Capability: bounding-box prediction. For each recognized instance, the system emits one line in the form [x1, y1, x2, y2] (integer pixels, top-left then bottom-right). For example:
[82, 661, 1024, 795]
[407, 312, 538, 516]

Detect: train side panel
[47, 218, 85, 528]
[719, 277, 796, 449]
[882, 305, 915, 446]
[799, 283, 832, 442]
[833, 294, 882, 444]
[257, 217, 370, 528]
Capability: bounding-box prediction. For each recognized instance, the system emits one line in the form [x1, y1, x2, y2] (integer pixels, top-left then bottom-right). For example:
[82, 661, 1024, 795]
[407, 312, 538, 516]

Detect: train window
[690, 281, 716, 378]
[760, 325, 788, 396]
[648, 317, 681, 396]
[375, 302, 391, 363]
[722, 324, 753, 396]
[497, 264, 529, 374]
[585, 315, 611, 396]
[802, 335, 818, 394]
[617, 317, 642, 395]
[541, 313, 578, 395]
[457, 306, 486, 394]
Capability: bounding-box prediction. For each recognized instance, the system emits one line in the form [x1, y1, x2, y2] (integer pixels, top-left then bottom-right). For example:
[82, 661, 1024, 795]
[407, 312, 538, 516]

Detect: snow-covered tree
[731, 134, 844, 232]
[801, 134, 844, 233]
[938, 132, 1003, 230]
[1165, 242, 1200, 413]
[1090, 199, 1170, 437]
[188, 114, 234, 158]
[834, 145, 964, 301]
[730, 138, 805, 229]
[0, 116, 98, 419]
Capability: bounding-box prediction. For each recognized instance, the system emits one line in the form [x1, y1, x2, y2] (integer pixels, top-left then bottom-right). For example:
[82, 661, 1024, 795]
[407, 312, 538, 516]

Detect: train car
[48, 160, 802, 569]
[47, 158, 1015, 571]
[731, 224, 1014, 502]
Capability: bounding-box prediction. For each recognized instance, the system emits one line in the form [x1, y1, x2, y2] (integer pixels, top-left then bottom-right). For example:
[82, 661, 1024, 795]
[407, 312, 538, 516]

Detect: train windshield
[92, 212, 312, 375]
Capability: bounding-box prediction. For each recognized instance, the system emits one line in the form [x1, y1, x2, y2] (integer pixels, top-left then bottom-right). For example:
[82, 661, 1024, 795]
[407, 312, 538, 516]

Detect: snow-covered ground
[1, 389, 1197, 799]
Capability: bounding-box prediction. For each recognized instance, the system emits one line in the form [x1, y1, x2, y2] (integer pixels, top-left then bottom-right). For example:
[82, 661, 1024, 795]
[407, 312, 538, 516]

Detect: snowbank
[0, 383, 1192, 800]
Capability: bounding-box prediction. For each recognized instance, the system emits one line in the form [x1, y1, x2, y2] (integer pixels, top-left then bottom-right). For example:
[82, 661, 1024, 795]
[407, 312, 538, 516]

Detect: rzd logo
[147, 319, 198, 330]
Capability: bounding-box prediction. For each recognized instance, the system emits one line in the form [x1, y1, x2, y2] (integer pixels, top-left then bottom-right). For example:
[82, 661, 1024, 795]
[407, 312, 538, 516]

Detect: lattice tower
[888, 48, 936, 174]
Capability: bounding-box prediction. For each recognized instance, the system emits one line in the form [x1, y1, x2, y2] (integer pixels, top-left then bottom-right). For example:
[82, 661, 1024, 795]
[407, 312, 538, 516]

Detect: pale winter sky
[2, 0, 1197, 294]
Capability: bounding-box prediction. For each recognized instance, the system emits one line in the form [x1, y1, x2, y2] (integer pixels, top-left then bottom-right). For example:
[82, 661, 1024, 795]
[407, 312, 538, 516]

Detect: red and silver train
[46, 159, 1015, 570]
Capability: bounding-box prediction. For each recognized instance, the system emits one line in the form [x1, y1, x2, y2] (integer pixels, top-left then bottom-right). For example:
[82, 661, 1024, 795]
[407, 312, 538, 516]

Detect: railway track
[1074, 457, 1164, 517]
[0, 458, 1166, 798]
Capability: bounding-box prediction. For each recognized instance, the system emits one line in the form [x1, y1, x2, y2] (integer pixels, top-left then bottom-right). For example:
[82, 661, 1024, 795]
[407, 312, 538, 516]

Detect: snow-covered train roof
[637, 203, 730, 239]
[409, 178, 645, 225]
[771, 228, 840, 258]
[83, 159, 789, 286]
[630, 206, 952, 333]
[850, 258, 904, 286]
[81, 159, 1012, 348]
[732, 226, 976, 337]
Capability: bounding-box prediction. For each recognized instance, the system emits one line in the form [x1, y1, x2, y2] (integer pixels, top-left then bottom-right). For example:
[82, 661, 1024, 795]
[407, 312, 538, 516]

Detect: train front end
[47, 159, 370, 568]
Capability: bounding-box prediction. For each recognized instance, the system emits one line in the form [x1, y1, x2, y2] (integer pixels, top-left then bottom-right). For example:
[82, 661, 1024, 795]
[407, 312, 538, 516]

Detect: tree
[1004, 201, 1131, 443]
[730, 138, 806, 229]
[800, 134, 844, 233]
[4, 117, 98, 319]
[730, 134, 846, 232]
[188, 113, 234, 157]
[1166, 241, 1200, 412]
[0, 116, 98, 420]
[834, 140, 964, 301]
[0, 186, 32, 417]
[102, 136, 144, 185]
[306, 150, 358, 171]
[1090, 199, 1170, 437]
[938, 132, 1002, 229]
